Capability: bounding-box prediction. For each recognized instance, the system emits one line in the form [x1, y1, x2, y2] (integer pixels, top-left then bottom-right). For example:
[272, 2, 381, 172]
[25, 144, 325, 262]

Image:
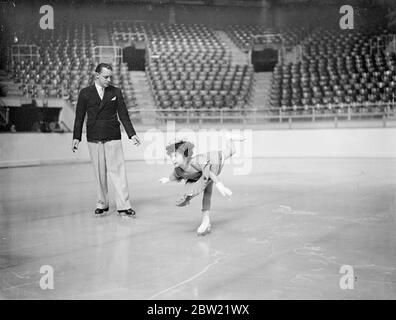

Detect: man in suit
[71, 63, 141, 217]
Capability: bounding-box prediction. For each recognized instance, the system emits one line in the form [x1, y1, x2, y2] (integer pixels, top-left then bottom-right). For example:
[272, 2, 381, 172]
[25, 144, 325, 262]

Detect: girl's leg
[222, 132, 246, 161]
[202, 181, 214, 211]
[197, 181, 213, 235]
[176, 176, 211, 207]
[221, 139, 236, 161]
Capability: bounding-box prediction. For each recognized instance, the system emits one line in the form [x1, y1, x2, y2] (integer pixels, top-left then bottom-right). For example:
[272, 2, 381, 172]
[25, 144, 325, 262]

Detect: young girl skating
[159, 135, 244, 236]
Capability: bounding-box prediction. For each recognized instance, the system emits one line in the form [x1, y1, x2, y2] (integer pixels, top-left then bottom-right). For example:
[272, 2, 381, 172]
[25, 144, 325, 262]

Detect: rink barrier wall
[1, 128, 396, 168]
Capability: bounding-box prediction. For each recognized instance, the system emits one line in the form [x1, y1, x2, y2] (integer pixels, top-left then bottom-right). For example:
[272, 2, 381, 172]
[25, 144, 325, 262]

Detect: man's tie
[99, 87, 104, 100]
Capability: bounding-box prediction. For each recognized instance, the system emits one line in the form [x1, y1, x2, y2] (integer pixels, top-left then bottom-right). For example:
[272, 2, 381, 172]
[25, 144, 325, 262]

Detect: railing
[264, 103, 395, 128]
[369, 34, 396, 55]
[2, 102, 395, 131]
[136, 101, 396, 127]
[93, 45, 123, 66]
[59, 120, 72, 132]
[9, 44, 40, 62]
[0, 98, 8, 124]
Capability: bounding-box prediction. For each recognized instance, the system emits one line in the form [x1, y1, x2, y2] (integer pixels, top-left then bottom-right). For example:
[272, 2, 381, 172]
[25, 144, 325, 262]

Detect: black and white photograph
[0, 0, 396, 304]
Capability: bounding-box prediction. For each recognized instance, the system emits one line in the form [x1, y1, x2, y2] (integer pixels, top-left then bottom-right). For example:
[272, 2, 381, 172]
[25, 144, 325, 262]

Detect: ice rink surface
[1, 158, 396, 299]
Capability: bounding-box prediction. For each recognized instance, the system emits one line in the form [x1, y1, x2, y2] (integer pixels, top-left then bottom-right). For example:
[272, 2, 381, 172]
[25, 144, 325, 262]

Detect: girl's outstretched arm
[159, 177, 170, 184]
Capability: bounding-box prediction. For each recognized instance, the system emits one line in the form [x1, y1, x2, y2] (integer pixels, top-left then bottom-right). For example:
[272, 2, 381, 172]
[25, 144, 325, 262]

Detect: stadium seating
[9, 21, 98, 105]
[109, 21, 254, 119]
[269, 27, 395, 115]
[7, 20, 140, 118]
[5, 17, 393, 124]
[148, 59, 253, 117]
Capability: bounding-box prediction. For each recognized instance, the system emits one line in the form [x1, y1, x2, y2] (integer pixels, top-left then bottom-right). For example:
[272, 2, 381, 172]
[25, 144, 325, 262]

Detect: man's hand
[71, 139, 80, 153]
[215, 182, 233, 197]
[159, 177, 170, 184]
[131, 135, 141, 146]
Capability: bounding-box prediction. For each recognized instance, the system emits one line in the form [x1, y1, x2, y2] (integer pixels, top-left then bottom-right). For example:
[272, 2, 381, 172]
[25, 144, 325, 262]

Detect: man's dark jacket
[72, 84, 136, 142]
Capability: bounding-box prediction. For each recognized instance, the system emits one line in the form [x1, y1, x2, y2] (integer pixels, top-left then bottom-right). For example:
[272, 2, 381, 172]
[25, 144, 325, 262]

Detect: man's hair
[95, 63, 113, 73]
[165, 139, 194, 159]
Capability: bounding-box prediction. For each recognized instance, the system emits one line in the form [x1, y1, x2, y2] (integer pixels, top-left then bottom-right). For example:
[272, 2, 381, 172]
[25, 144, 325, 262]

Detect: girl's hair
[165, 139, 194, 159]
